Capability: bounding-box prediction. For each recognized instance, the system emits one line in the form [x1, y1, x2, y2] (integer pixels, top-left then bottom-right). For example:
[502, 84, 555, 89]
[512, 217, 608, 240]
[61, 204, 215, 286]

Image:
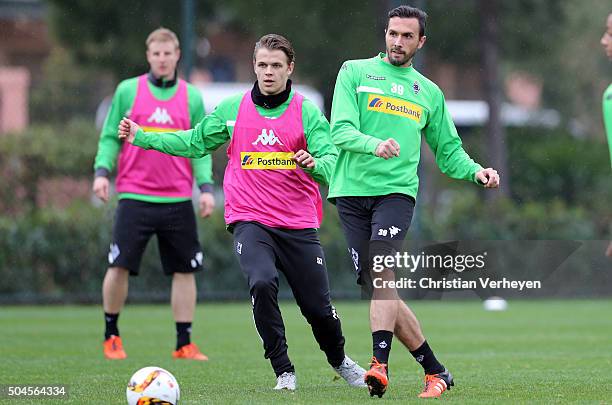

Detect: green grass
[1, 300, 611, 404]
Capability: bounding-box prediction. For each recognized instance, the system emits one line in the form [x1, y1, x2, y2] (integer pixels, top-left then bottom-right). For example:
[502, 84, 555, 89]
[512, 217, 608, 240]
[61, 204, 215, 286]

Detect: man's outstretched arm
[119, 103, 230, 159]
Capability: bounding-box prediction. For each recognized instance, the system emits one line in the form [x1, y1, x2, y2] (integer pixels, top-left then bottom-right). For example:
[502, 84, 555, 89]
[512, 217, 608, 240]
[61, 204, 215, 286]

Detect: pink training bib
[223, 92, 323, 229]
[116, 74, 193, 198]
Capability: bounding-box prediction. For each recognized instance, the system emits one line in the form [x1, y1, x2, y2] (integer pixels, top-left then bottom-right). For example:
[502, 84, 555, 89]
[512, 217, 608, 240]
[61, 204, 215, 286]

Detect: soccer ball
[126, 366, 180, 405]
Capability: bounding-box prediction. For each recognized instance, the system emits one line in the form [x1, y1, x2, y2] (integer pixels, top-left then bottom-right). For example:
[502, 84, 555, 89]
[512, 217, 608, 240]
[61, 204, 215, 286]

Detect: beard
[387, 47, 416, 67]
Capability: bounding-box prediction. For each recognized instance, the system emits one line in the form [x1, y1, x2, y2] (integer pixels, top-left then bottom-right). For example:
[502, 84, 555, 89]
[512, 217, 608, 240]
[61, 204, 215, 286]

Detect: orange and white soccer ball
[126, 366, 180, 405]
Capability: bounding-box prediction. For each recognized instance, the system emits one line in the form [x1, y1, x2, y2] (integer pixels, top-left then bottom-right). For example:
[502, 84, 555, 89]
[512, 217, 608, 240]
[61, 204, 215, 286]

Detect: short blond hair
[146, 27, 180, 50]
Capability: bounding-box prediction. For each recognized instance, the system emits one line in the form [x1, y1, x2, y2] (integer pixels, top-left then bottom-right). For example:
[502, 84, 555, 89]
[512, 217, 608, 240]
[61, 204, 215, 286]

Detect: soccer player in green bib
[328, 5, 500, 398]
[601, 12, 612, 258]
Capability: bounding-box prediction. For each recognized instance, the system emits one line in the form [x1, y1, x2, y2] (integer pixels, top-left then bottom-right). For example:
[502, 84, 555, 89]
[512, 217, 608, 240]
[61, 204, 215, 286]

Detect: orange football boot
[103, 335, 127, 360]
[172, 343, 208, 361]
[418, 369, 454, 398]
[364, 357, 388, 398]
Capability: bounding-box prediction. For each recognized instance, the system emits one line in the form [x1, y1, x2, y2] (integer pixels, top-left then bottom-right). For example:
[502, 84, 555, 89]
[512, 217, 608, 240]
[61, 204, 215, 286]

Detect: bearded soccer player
[118, 34, 366, 391]
[329, 5, 500, 398]
[93, 28, 214, 360]
[601, 12, 612, 258]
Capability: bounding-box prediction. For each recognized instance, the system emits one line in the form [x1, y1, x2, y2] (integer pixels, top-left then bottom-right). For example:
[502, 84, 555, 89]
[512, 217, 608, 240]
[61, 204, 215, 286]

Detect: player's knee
[369, 240, 400, 263]
[250, 277, 277, 297]
[300, 303, 336, 324]
[107, 266, 129, 279]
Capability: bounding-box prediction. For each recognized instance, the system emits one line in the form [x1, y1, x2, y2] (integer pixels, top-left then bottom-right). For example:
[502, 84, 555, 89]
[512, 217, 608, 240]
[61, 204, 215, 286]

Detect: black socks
[106, 313, 194, 352]
[410, 340, 445, 374]
[176, 322, 192, 350]
[104, 312, 119, 340]
[372, 330, 393, 365]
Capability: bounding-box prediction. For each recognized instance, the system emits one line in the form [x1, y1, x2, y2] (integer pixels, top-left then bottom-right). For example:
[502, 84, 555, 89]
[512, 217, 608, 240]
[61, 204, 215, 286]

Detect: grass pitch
[1, 300, 611, 404]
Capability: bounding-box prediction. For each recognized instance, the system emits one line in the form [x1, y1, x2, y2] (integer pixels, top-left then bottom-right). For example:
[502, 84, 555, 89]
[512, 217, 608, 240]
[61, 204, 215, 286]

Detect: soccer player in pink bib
[118, 34, 366, 391]
[93, 28, 213, 361]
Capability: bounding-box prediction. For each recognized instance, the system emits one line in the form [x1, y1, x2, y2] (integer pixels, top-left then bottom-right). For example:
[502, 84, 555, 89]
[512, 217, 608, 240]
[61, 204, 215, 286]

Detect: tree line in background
[46, 0, 611, 135]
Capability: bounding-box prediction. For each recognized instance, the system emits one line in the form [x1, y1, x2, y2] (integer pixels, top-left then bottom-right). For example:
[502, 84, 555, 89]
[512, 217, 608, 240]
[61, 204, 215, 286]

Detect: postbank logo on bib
[240, 152, 296, 170]
[367, 95, 422, 122]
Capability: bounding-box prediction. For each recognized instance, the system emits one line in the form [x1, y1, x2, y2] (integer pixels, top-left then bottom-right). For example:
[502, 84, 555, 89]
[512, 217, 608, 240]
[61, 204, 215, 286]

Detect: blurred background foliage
[1, 124, 610, 301]
[45, 0, 612, 132]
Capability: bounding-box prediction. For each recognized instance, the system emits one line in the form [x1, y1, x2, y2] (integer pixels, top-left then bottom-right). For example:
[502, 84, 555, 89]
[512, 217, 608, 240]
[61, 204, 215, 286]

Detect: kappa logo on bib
[147, 107, 174, 125]
[252, 128, 284, 146]
[141, 107, 182, 132]
[240, 152, 296, 170]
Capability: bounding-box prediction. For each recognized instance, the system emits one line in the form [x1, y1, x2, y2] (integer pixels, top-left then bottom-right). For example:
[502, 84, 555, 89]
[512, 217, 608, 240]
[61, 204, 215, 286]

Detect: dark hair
[387, 5, 428, 37]
[253, 34, 295, 64]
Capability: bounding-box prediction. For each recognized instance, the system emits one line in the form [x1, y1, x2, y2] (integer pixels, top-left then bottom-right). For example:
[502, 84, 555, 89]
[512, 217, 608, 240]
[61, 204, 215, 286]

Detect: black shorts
[108, 199, 203, 276]
[231, 221, 330, 288]
[335, 193, 415, 284]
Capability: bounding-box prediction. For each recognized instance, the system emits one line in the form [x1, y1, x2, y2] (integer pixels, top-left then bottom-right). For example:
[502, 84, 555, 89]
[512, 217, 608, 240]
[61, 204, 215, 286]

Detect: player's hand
[118, 117, 140, 144]
[374, 138, 400, 159]
[606, 241, 612, 258]
[293, 149, 315, 169]
[199, 192, 215, 218]
[476, 168, 500, 188]
[92, 176, 110, 203]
